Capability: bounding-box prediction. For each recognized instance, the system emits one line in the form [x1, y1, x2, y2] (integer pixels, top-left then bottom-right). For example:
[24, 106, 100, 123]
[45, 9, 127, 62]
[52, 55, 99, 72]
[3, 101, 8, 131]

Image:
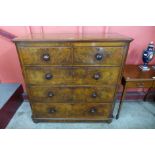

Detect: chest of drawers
[13, 33, 133, 123]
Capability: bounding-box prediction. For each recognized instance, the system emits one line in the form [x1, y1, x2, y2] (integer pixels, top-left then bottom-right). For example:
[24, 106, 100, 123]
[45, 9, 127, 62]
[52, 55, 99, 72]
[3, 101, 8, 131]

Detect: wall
[0, 26, 155, 89]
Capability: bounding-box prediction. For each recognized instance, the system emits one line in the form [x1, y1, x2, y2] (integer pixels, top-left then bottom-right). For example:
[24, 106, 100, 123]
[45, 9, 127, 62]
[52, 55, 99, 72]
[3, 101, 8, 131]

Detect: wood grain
[74, 47, 124, 65]
[28, 86, 116, 103]
[25, 66, 120, 85]
[31, 103, 112, 119]
[14, 34, 133, 122]
[19, 47, 73, 65]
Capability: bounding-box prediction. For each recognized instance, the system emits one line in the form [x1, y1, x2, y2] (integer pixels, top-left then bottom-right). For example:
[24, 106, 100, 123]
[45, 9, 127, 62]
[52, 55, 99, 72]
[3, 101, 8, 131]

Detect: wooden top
[13, 33, 133, 42]
[123, 65, 155, 81]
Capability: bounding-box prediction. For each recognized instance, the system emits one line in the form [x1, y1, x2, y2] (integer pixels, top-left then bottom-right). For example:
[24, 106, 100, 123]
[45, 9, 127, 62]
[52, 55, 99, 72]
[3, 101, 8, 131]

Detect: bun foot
[106, 119, 112, 124]
[32, 118, 39, 123]
[32, 116, 39, 123]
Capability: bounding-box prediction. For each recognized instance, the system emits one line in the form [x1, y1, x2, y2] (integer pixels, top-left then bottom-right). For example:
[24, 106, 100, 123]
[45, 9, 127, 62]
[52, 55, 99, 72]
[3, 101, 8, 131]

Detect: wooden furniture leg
[116, 83, 127, 119]
[143, 87, 152, 101]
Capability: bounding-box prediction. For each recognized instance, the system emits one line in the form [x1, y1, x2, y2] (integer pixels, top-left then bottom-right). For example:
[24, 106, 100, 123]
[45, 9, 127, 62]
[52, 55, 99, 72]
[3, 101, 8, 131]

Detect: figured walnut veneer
[13, 33, 132, 123]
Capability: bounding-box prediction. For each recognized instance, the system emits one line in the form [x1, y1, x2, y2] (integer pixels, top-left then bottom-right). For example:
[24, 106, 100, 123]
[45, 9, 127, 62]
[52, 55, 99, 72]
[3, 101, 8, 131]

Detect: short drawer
[19, 47, 73, 65]
[74, 47, 124, 65]
[31, 103, 112, 119]
[126, 81, 153, 88]
[25, 66, 120, 85]
[28, 86, 116, 103]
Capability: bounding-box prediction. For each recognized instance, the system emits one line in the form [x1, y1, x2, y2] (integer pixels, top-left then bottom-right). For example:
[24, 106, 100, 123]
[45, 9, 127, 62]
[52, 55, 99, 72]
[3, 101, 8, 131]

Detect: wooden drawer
[126, 81, 153, 88]
[32, 103, 112, 119]
[28, 86, 116, 103]
[74, 47, 124, 65]
[25, 66, 120, 85]
[19, 47, 73, 65]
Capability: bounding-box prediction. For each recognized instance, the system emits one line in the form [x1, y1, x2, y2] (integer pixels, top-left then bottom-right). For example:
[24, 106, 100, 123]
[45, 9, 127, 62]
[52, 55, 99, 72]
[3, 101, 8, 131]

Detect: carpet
[6, 100, 155, 129]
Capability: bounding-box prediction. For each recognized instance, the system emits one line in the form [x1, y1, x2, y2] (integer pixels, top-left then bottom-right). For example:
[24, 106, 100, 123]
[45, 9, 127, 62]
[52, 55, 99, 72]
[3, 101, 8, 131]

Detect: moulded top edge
[12, 33, 133, 42]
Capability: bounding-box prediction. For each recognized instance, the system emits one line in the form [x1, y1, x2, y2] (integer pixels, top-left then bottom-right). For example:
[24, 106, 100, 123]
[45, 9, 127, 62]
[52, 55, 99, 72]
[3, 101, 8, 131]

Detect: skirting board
[0, 84, 24, 129]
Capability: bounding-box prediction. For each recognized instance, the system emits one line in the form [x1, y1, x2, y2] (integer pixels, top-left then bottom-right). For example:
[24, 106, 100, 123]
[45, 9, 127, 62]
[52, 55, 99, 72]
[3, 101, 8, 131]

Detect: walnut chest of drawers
[13, 33, 133, 123]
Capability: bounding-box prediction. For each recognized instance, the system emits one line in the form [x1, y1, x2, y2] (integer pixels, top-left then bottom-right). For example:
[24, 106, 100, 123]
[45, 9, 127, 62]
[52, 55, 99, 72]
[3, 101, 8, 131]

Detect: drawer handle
[93, 73, 100, 80]
[92, 92, 97, 98]
[45, 73, 53, 80]
[95, 53, 103, 61]
[48, 92, 54, 97]
[48, 108, 56, 114]
[90, 108, 97, 113]
[42, 53, 50, 61]
[136, 83, 144, 87]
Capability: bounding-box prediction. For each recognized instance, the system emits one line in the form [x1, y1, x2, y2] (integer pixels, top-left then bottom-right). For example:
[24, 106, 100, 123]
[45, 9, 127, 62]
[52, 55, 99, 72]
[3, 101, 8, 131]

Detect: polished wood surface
[123, 65, 155, 81]
[25, 66, 120, 85]
[116, 65, 155, 119]
[31, 103, 112, 119]
[19, 47, 73, 65]
[74, 47, 124, 65]
[16, 41, 128, 47]
[13, 33, 133, 42]
[19, 46, 125, 66]
[126, 81, 153, 88]
[14, 33, 132, 122]
[28, 86, 116, 103]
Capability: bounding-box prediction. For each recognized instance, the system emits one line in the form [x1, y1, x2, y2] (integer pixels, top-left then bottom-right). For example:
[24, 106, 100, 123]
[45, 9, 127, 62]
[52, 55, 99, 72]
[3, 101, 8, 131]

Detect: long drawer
[25, 66, 120, 85]
[19, 46, 124, 66]
[32, 103, 112, 119]
[28, 86, 116, 103]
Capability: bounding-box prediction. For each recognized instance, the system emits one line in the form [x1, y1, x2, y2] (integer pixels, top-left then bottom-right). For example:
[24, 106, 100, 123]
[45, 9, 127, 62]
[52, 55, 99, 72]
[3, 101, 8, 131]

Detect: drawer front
[74, 47, 124, 65]
[32, 103, 112, 119]
[19, 47, 73, 65]
[73, 67, 120, 85]
[25, 66, 120, 85]
[126, 81, 153, 88]
[25, 66, 73, 85]
[28, 86, 116, 103]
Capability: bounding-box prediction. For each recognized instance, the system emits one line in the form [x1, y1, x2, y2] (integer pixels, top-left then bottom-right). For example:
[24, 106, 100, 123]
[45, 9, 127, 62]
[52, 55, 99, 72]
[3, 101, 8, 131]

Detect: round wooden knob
[48, 92, 54, 97]
[90, 108, 97, 113]
[93, 73, 100, 80]
[95, 53, 103, 60]
[48, 108, 56, 113]
[42, 53, 50, 61]
[45, 73, 52, 80]
[92, 92, 97, 98]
